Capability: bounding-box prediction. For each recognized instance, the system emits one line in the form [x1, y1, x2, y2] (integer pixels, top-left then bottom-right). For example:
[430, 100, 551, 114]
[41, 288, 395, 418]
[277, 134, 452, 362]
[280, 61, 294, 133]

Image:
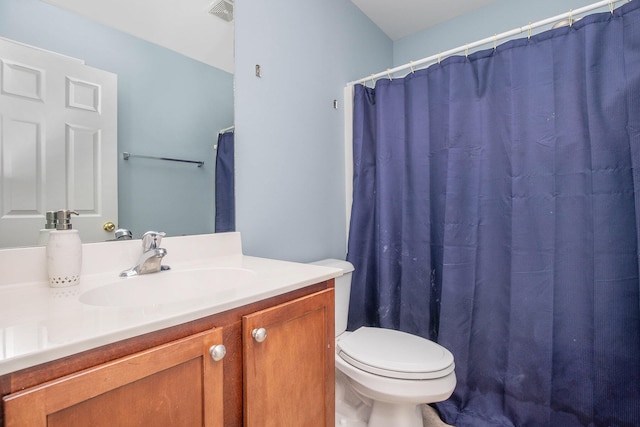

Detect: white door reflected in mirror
[0, 37, 118, 247]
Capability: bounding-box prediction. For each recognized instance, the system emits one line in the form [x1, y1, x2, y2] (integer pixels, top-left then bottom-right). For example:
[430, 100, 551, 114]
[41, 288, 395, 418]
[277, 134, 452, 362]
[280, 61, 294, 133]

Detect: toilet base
[336, 370, 371, 426]
[335, 355, 455, 427]
[336, 369, 426, 427]
[367, 401, 423, 427]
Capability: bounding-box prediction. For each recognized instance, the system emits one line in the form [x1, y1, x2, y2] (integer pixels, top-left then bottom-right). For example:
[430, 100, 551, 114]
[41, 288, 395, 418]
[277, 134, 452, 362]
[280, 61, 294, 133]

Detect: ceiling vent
[209, 0, 234, 23]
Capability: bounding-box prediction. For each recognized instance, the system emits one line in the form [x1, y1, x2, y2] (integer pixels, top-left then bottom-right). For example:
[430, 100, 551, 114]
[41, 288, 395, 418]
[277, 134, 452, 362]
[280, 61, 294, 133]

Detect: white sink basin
[79, 267, 257, 307]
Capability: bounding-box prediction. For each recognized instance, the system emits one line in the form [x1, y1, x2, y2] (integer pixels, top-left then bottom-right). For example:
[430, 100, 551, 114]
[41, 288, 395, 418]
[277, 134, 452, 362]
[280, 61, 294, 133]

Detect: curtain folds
[215, 131, 235, 233]
[346, 3, 640, 426]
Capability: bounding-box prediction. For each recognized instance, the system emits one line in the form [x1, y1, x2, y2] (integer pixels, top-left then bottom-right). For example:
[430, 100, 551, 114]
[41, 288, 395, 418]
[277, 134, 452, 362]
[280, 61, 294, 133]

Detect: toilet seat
[337, 327, 455, 380]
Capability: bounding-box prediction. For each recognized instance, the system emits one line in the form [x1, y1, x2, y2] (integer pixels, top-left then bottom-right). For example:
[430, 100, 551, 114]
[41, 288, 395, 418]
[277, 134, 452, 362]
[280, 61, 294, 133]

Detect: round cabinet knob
[103, 221, 116, 232]
[252, 328, 267, 343]
[209, 344, 226, 362]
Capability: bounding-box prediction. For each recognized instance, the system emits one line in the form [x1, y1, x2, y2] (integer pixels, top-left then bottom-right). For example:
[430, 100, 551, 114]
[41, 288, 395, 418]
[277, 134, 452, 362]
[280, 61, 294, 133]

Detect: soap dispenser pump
[37, 211, 57, 246]
[46, 210, 82, 287]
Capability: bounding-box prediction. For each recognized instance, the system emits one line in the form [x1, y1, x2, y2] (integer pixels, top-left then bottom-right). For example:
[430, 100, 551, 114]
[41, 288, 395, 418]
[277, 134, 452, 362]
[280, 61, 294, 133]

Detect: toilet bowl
[311, 259, 456, 427]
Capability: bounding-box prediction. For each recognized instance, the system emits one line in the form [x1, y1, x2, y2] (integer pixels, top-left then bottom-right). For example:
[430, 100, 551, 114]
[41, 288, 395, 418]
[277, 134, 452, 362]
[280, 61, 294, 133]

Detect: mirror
[0, 0, 234, 248]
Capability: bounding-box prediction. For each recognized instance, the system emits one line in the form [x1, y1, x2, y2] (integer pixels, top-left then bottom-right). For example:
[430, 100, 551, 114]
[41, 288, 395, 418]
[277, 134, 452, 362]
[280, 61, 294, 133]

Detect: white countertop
[0, 232, 342, 376]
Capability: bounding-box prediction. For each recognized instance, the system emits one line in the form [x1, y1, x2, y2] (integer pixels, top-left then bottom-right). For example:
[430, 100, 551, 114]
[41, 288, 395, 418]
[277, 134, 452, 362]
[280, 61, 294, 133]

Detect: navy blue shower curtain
[215, 131, 235, 233]
[346, 3, 640, 426]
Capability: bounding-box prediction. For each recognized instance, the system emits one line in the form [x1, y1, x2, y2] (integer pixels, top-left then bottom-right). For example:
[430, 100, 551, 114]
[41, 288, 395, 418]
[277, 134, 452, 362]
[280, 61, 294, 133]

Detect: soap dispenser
[46, 210, 82, 287]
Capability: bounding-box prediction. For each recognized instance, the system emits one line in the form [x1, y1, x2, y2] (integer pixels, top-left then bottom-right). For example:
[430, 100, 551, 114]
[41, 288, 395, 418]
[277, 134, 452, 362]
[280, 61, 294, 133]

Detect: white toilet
[312, 259, 456, 427]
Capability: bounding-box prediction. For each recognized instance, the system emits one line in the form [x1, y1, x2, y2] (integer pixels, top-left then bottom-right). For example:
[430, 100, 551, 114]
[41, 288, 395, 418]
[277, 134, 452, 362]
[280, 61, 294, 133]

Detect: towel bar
[122, 152, 204, 167]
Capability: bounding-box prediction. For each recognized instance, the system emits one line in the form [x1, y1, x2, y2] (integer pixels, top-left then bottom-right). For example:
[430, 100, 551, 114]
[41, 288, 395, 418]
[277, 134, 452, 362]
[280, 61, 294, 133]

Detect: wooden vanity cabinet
[0, 281, 335, 427]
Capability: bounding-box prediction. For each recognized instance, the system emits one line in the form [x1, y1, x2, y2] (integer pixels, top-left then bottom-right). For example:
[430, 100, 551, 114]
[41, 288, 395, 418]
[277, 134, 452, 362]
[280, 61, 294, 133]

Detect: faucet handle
[141, 231, 166, 251]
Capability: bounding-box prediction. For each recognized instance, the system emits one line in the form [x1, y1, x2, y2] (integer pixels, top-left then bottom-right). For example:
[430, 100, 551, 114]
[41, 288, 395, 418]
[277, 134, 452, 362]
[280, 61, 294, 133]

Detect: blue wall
[394, 0, 611, 67]
[234, 0, 392, 261]
[0, 0, 234, 239]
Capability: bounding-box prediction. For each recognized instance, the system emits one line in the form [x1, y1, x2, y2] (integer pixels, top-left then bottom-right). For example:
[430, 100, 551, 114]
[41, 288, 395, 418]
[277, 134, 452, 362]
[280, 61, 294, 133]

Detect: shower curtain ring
[386, 69, 393, 81]
[528, 22, 532, 40]
[438, 52, 442, 64]
[409, 61, 415, 74]
[569, 9, 574, 27]
[608, 1, 614, 13]
[465, 44, 469, 58]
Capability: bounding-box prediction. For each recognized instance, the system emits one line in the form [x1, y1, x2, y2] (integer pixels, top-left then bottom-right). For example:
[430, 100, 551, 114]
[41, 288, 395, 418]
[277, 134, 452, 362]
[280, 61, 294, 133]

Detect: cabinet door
[243, 288, 335, 427]
[3, 328, 225, 427]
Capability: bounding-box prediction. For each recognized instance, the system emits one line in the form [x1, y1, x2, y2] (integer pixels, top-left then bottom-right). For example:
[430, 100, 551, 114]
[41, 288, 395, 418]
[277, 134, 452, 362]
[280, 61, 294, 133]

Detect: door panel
[0, 37, 117, 247]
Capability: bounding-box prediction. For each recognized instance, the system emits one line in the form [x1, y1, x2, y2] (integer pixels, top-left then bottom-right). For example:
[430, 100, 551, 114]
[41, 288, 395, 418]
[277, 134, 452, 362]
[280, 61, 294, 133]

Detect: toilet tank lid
[310, 259, 354, 274]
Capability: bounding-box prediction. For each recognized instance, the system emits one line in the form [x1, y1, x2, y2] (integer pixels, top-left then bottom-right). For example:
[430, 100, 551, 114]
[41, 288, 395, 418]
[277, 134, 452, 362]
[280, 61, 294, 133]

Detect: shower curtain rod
[348, 0, 628, 86]
[219, 125, 235, 134]
[214, 125, 235, 150]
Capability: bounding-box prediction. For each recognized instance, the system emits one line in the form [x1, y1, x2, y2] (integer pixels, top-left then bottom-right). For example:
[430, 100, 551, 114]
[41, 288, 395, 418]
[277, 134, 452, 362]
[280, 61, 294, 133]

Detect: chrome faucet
[120, 231, 170, 277]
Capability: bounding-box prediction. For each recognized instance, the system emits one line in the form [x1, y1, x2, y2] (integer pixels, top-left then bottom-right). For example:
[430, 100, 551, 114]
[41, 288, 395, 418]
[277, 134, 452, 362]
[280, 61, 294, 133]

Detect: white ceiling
[42, 0, 235, 73]
[42, 0, 499, 73]
[350, 0, 500, 40]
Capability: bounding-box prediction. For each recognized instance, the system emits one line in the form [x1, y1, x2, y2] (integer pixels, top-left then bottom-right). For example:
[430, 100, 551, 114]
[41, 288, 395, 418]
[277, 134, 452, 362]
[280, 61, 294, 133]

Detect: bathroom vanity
[0, 233, 340, 426]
